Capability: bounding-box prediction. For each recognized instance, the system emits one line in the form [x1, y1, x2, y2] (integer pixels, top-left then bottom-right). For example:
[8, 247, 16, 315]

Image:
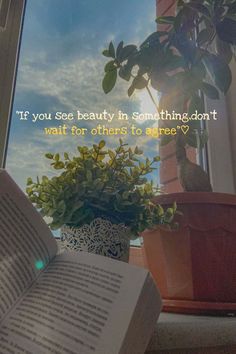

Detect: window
[2, 0, 235, 200]
[2, 1, 162, 248]
[5, 0, 159, 191]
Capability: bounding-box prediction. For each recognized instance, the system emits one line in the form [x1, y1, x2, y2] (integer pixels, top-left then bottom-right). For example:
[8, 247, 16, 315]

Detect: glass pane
[6, 0, 158, 189]
[5, 0, 159, 242]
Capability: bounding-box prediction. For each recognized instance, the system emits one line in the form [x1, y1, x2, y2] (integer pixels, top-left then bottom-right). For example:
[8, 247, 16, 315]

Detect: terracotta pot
[142, 192, 236, 313]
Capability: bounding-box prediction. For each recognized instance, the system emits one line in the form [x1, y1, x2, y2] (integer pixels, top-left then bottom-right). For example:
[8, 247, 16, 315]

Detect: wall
[226, 60, 236, 192]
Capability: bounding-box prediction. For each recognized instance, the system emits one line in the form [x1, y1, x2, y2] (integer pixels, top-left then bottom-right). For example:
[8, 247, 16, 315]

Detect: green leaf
[137, 45, 156, 71]
[174, 8, 186, 32]
[203, 53, 232, 94]
[54, 162, 64, 170]
[226, 14, 236, 21]
[186, 128, 208, 149]
[216, 36, 233, 64]
[98, 140, 106, 149]
[228, 2, 236, 15]
[102, 69, 117, 94]
[50, 221, 63, 230]
[42, 176, 48, 183]
[153, 156, 160, 162]
[186, 130, 198, 148]
[188, 94, 204, 116]
[105, 60, 116, 72]
[128, 84, 135, 97]
[118, 45, 137, 62]
[116, 41, 124, 58]
[86, 170, 92, 182]
[201, 82, 220, 100]
[172, 202, 177, 213]
[102, 49, 111, 57]
[165, 54, 185, 72]
[140, 31, 166, 49]
[58, 200, 66, 213]
[54, 153, 60, 162]
[27, 177, 33, 186]
[108, 41, 115, 58]
[108, 150, 115, 159]
[156, 16, 175, 25]
[132, 76, 147, 90]
[164, 207, 175, 223]
[188, 119, 201, 132]
[177, 0, 184, 7]
[191, 62, 207, 81]
[134, 146, 143, 155]
[45, 153, 54, 159]
[184, 3, 211, 18]
[122, 191, 129, 200]
[119, 65, 132, 81]
[197, 29, 213, 46]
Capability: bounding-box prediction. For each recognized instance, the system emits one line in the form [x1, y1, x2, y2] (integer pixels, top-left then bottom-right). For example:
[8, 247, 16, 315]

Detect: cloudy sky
[6, 0, 160, 189]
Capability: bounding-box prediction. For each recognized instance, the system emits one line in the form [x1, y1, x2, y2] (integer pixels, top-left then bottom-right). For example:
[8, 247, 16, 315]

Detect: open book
[0, 169, 162, 354]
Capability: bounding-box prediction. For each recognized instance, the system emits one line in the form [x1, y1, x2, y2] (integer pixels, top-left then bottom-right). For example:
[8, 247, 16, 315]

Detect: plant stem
[145, 85, 160, 113]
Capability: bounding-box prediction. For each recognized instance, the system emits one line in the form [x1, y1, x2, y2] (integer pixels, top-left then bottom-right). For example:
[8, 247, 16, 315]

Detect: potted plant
[102, 0, 236, 312]
[26, 139, 175, 262]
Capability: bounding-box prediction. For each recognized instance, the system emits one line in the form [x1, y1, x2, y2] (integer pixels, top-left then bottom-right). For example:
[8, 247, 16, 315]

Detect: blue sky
[6, 0, 160, 188]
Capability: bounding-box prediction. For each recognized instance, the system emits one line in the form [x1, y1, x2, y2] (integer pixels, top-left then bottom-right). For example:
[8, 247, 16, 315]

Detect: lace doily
[60, 218, 131, 262]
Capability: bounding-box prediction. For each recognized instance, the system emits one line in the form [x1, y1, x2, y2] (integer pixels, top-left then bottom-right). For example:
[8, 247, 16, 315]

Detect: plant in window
[26, 140, 176, 261]
[102, 0, 236, 191]
[102, 1, 236, 310]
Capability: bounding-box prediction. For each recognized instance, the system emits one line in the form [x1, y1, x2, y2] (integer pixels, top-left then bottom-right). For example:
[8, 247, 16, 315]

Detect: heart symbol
[181, 125, 189, 135]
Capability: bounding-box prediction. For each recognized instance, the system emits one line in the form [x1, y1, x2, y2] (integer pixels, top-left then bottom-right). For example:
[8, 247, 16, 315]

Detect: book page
[0, 169, 57, 322]
[120, 274, 162, 354]
[0, 251, 161, 354]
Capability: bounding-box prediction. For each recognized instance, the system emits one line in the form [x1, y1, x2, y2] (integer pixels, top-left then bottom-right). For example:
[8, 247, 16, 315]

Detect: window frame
[1, 0, 235, 193]
[205, 94, 235, 194]
[0, 0, 25, 167]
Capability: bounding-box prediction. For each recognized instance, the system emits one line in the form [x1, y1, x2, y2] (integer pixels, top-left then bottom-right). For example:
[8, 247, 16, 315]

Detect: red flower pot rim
[153, 192, 236, 206]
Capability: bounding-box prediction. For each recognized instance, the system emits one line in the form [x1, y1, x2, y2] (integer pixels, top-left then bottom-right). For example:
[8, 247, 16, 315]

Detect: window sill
[146, 312, 236, 353]
[130, 248, 236, 353]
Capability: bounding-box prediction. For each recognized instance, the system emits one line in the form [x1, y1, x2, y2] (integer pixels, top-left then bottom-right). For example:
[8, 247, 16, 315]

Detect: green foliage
[102, 0, 236, 147]
[26, 140, 175, 237]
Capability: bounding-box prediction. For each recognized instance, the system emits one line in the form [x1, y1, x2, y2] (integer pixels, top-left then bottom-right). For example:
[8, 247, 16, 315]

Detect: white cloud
[8, 44, 160, 188]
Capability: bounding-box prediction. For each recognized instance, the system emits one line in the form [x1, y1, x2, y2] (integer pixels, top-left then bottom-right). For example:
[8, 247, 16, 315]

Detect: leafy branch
[26, 140, 176, 236]
[102, 0, 236, 149]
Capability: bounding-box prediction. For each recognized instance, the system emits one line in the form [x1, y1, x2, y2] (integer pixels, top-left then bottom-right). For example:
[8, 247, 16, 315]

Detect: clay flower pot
[142, 192, 236, 314]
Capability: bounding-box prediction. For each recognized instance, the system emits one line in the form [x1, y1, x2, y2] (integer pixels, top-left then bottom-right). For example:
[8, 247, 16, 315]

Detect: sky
[6, 0, 160, 189]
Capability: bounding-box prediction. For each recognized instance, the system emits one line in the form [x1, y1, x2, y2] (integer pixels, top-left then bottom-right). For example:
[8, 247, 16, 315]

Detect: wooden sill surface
[146, 312, 236, 353]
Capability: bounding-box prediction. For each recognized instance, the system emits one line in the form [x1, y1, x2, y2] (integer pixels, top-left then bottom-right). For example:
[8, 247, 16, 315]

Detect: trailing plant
[102, 0, 236, 160]
[26, 140, 176, 237]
